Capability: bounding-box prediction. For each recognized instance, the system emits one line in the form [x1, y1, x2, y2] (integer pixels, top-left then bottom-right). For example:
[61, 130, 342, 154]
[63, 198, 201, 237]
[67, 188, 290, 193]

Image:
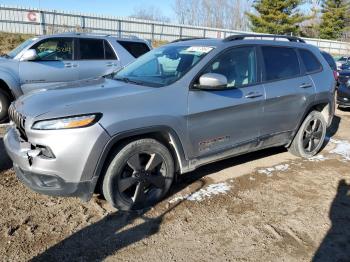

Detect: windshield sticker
[185, 46, 214, 54]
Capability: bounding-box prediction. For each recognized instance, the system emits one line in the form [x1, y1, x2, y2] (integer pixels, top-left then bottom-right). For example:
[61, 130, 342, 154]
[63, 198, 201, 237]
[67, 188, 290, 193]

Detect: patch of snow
[330, 139, 350, 161]
[258, 164, 289, 176]
[169, 182, 231, 203]
[308, 155, 328, 162]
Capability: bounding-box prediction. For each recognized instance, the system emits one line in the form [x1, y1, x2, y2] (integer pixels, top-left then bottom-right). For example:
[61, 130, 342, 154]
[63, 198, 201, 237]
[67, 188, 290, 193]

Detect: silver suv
[0, 33, 151, 123]
[4, 35, 336, 210]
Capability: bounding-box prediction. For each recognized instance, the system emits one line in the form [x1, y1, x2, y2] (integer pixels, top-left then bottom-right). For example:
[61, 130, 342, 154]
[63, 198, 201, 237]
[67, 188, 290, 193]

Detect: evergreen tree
[246, 0, 308, 35]
[319, 0, 349, 40]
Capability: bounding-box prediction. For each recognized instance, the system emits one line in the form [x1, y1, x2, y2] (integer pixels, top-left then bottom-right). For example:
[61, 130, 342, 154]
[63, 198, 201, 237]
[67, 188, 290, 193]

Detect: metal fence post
[81, 15, 85, 31]
[151, 23, 155, 41]
[117, 20, 121, 37]
[40, 10, 46, 35]
[203, 29, 206, 38]
[179, 26, 183, 39]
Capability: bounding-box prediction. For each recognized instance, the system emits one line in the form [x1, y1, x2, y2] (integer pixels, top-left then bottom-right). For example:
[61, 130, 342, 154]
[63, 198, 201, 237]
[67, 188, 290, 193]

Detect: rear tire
[0, 89, 10, 124]
[102, 139, 175, 211]
[288, 111, 327, 158]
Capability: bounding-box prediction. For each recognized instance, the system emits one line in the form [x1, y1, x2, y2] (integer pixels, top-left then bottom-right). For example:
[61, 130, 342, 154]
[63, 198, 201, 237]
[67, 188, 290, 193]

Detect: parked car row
[0, 32, 152, 123]
[2, 33, 337, 210]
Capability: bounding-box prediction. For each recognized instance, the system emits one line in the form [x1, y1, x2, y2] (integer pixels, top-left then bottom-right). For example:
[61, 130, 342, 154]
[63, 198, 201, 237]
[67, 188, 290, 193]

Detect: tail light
[333, 71, 339, 81]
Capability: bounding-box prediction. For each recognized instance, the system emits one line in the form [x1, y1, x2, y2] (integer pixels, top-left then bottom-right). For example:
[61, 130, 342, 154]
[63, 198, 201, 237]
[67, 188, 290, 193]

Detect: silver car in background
[0, 33, 151, 122]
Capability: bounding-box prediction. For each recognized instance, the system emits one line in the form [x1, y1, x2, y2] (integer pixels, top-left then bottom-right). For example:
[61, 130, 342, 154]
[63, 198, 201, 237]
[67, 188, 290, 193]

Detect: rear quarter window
[261, 46, 300, 81]
[117, 41, 150, 58]
[321, 51, 336, 71]
[299, 49, 322, 73]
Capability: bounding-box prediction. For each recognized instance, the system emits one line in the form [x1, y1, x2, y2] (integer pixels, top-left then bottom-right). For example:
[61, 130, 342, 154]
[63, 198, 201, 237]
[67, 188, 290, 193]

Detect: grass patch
[0, 32, 33, 55]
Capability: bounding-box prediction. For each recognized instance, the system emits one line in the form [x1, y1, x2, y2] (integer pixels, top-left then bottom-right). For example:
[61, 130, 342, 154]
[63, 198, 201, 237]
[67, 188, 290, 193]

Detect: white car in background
[0, 32, 152, 123]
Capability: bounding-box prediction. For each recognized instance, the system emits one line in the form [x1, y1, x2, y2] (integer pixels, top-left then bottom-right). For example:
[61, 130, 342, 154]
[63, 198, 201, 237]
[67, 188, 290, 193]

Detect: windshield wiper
[114, 76, 145, 86]
[1, 54, 11, 59]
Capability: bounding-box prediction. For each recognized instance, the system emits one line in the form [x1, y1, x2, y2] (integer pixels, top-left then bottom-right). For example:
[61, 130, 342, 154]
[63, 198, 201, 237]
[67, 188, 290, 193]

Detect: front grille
[8, 104, 26, 138]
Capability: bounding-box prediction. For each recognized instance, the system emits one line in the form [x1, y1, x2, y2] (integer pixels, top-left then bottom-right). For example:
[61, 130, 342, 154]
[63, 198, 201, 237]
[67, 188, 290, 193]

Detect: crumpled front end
[4, 105, 110, 201]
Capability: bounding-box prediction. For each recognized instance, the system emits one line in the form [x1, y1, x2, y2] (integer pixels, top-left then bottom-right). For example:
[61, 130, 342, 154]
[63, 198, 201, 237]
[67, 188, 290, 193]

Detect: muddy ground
[1, 109, 350, 262]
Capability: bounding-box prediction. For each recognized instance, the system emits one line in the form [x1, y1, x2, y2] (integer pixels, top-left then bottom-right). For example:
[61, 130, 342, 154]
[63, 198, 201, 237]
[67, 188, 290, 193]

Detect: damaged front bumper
[4, 124, 110, 201]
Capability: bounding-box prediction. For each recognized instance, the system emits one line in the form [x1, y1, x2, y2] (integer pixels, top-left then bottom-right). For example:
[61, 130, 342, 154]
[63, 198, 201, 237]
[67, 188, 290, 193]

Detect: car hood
[14, 77, 155, 119]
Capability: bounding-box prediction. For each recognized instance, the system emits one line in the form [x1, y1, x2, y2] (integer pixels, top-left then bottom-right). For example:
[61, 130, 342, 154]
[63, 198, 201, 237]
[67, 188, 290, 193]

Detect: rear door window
[299, 49, 322, 73]
[261, 46, 300, 81]
[117, 41, 150, 58]
[79, 38, 104, 60]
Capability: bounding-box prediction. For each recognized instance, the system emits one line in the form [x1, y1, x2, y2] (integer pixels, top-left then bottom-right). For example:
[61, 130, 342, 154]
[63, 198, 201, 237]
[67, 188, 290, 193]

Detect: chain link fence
[0, 5, 350, 55]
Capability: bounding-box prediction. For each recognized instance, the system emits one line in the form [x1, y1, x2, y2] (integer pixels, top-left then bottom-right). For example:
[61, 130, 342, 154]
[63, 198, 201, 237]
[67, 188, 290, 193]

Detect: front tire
[102, 139, 175, 211]
[0, 90, 10, 124]
[288, 111, 327, 158]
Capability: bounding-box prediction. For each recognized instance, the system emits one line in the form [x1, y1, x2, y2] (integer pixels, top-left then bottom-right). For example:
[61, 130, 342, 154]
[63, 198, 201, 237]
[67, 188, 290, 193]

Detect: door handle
[245, 92, 263, 99]
[64, 63, 77, 68]
[299, 83, 313, 89]
[106, 62, 114, 67]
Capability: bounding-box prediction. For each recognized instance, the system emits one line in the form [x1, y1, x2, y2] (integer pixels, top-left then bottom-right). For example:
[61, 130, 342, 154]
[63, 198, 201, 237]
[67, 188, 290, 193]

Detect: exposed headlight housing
[32, 114, 101, 130]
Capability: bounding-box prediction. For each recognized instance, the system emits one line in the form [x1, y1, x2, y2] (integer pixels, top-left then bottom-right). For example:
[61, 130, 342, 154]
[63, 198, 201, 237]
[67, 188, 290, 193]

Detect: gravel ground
[0, 109, 350, 262]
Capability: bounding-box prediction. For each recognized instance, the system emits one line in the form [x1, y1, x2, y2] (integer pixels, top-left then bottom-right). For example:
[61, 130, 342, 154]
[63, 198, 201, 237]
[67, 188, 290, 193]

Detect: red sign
[27, 11, 37, 22]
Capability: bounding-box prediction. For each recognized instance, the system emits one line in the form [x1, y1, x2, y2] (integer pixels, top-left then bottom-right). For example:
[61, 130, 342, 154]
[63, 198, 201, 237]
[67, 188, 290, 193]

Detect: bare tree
[130, 5, 170, 22]
[173, 0, 252, 30]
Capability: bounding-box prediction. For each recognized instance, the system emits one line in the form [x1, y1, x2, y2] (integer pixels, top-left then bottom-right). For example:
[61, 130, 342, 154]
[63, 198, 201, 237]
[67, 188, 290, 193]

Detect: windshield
[115, 45, 214, 87]
[7, 38, 37, 59]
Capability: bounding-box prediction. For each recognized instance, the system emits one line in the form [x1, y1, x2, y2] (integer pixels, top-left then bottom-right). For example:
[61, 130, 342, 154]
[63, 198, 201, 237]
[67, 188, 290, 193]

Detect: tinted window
[32, 38, 73, 61]
[203, 47, 256, 88]
[300, 49, 322, 73]
[117, 41, 150, 58]
[79, 39, 104, 60]
[104, 40, 117, 60]
[321, 51, 336, 71]
[262, 46, 300, 81]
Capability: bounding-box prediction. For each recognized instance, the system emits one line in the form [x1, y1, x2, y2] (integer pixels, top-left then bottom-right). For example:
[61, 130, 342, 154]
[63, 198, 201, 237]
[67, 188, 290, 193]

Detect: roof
[169, 34, 309, 48]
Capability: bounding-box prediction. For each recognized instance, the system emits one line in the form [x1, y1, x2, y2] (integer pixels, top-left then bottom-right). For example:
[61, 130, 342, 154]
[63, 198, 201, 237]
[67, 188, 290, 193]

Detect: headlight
[32, 114, 101, 130]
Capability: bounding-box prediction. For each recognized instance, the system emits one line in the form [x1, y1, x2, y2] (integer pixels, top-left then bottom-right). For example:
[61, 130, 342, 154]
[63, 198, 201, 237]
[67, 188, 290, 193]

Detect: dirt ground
[1, 109, 350, 262]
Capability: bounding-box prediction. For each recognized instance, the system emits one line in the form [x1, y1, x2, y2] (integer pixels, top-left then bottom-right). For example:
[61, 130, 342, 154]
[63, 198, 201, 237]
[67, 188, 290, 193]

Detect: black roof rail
[171, 37, 209, 43]
[223, 34, 306, 43]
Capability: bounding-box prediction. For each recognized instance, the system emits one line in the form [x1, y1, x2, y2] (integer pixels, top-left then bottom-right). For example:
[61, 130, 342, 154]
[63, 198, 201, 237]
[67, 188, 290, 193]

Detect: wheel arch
[92, 126, 189, 194]
[287, 99, 332, 148]
[0, 78, 15, 101]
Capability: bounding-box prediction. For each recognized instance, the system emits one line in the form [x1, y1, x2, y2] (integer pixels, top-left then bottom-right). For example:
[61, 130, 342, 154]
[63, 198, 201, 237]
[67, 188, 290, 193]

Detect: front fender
[91, 125, 190, 184]
[0, 68, 21, 98]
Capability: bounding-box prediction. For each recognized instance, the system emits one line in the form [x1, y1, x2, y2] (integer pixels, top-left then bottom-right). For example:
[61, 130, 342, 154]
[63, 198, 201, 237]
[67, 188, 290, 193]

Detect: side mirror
[195, 73, 228, 90]
[20, 49, 37, 61]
